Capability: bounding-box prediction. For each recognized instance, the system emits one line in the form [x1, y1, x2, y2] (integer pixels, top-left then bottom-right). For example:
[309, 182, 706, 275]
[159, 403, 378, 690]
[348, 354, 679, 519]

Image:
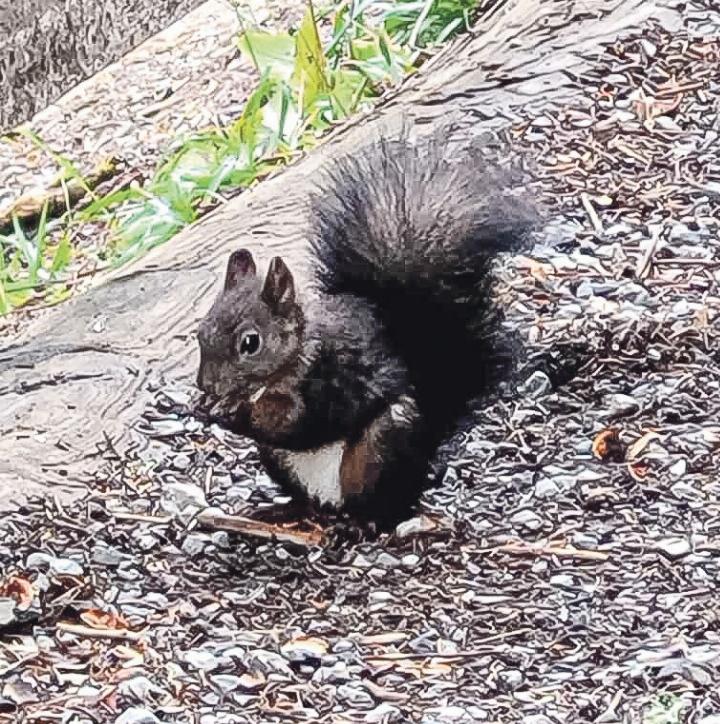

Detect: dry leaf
[628, 460, 650, 481]
[626, 431, 662, 460]
[238, 671, 266, 691]
[368, 656, 455, 678]
[515, 256, 551, 282]
[80, 609, 129, 630]
[359, 632, 409, 645]
[0, 575, 34, 609]
[280, 635, 329, 658]
[694, 307, 710, 329]
[109, 644, 145, 668]
[528, 261, 549, 282]
[631, 87, 682, 122]
[592, 428, 625, 462]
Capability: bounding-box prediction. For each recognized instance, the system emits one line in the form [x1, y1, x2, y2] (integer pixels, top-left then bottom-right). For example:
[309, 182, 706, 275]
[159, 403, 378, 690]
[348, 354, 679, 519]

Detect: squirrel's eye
[239, 330, 261, 356]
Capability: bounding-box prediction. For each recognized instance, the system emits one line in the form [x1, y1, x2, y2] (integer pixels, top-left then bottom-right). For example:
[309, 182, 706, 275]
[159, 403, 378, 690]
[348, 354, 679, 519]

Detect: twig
[610, 139, 651, 165]
[111, 512, 173, 525]
[580, 192, 603, 234]
[366, 629, 532, 661]
[635, 225, 662, 279]
[196, 509, 325, 547]
[683, 177, 720, 200]
[0, 157, 125, 231]
[363, 680, 410, 702]
[656, 80, 704, 97]
[653, 257, 720, 267]
[485, 541, 609, 562]
[56, 622, 144, 642]
[0, 653, 40, 676]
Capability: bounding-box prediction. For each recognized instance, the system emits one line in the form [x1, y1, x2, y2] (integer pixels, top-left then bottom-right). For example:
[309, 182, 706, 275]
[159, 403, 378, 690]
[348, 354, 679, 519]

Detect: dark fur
[196, 126, 542, 521]
[310, 131, 540, 425]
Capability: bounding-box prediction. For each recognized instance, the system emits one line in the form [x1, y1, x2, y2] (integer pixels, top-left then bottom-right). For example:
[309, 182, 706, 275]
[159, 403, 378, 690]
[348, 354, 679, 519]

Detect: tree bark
[0, 0, 686, 508]
[0, 0, 204, 131]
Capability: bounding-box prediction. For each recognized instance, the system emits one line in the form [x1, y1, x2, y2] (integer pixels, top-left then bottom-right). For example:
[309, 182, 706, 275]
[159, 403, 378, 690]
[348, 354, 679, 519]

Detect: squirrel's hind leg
[259, 396, 431, 529]
[339, 395, 430, 528]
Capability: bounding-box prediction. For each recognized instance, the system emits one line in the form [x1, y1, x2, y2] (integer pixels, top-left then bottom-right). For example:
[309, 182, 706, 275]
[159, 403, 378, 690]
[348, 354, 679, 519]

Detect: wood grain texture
[0, 0, 685, 508]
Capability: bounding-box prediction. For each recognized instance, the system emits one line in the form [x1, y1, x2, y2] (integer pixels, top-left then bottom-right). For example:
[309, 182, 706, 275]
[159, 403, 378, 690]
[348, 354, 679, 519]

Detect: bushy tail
[310, 124, 543, 413]
[310, 125, 540, 303]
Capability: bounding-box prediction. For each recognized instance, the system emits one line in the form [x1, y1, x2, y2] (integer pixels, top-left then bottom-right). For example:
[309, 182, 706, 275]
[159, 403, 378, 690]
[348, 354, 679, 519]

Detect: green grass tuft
[1, 0, 484, 315]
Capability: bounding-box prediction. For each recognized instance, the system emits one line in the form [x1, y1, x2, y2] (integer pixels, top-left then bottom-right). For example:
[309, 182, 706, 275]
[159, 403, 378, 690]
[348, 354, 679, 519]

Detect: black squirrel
[195, 126, 542, 523]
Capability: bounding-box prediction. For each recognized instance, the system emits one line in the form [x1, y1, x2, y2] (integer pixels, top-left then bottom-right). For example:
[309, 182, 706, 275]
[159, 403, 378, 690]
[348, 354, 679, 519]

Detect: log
[0, 0, 685, 509]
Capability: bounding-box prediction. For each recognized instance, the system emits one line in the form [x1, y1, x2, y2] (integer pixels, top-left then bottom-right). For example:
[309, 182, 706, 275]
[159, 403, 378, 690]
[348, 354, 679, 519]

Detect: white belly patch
[283, 441, 346, 506]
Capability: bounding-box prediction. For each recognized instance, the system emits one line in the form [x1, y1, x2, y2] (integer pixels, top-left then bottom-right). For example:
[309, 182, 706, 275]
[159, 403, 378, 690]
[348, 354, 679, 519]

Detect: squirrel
[195, 125, 542, 524]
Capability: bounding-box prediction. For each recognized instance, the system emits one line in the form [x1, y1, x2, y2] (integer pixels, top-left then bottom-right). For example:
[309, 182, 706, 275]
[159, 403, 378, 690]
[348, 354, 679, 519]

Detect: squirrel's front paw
[194, 393, 252, 434]
[249, 390, 303, 445]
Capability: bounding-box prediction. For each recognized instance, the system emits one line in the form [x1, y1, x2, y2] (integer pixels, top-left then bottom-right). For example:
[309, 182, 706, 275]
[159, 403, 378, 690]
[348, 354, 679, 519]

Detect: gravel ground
[2, 11, 720, 724]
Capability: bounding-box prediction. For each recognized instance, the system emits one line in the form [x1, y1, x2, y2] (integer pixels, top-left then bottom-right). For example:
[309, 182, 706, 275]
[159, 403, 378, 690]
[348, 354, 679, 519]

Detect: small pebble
[656, 537, 691, 559]
[518, 371, 552, 399]
[669, 459, 687, 478]
[148, 419, 185, 437]
[172, 453, 192, 471]
[210, 674, 241, 693]
[160, 482, 208, 521]
[51, 558, 84, 576]
[365, 703, 402, 722]
[25, 552, 53, 571]
[0, 598, 16, 625]
[395, 515, 437, 538]
[183, 650, 220, 672]
[534, 478, 560, 499]
[181, 533, 210, 557]
[92, 545, 129, 567]
[511, 510, 544, 531]
[498, 668, 524, 690]
[604, 393, 640, 418]
[376, 552, 401, 568]
[337, 684, 374, 708]
[115, 709, 161, 724]
[424, 706, 471, 722]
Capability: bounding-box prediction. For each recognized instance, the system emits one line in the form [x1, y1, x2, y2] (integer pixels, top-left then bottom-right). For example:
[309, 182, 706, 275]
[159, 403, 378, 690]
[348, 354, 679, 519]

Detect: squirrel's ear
[261, 257, 295, 312]
[224, 249, 257, 291]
